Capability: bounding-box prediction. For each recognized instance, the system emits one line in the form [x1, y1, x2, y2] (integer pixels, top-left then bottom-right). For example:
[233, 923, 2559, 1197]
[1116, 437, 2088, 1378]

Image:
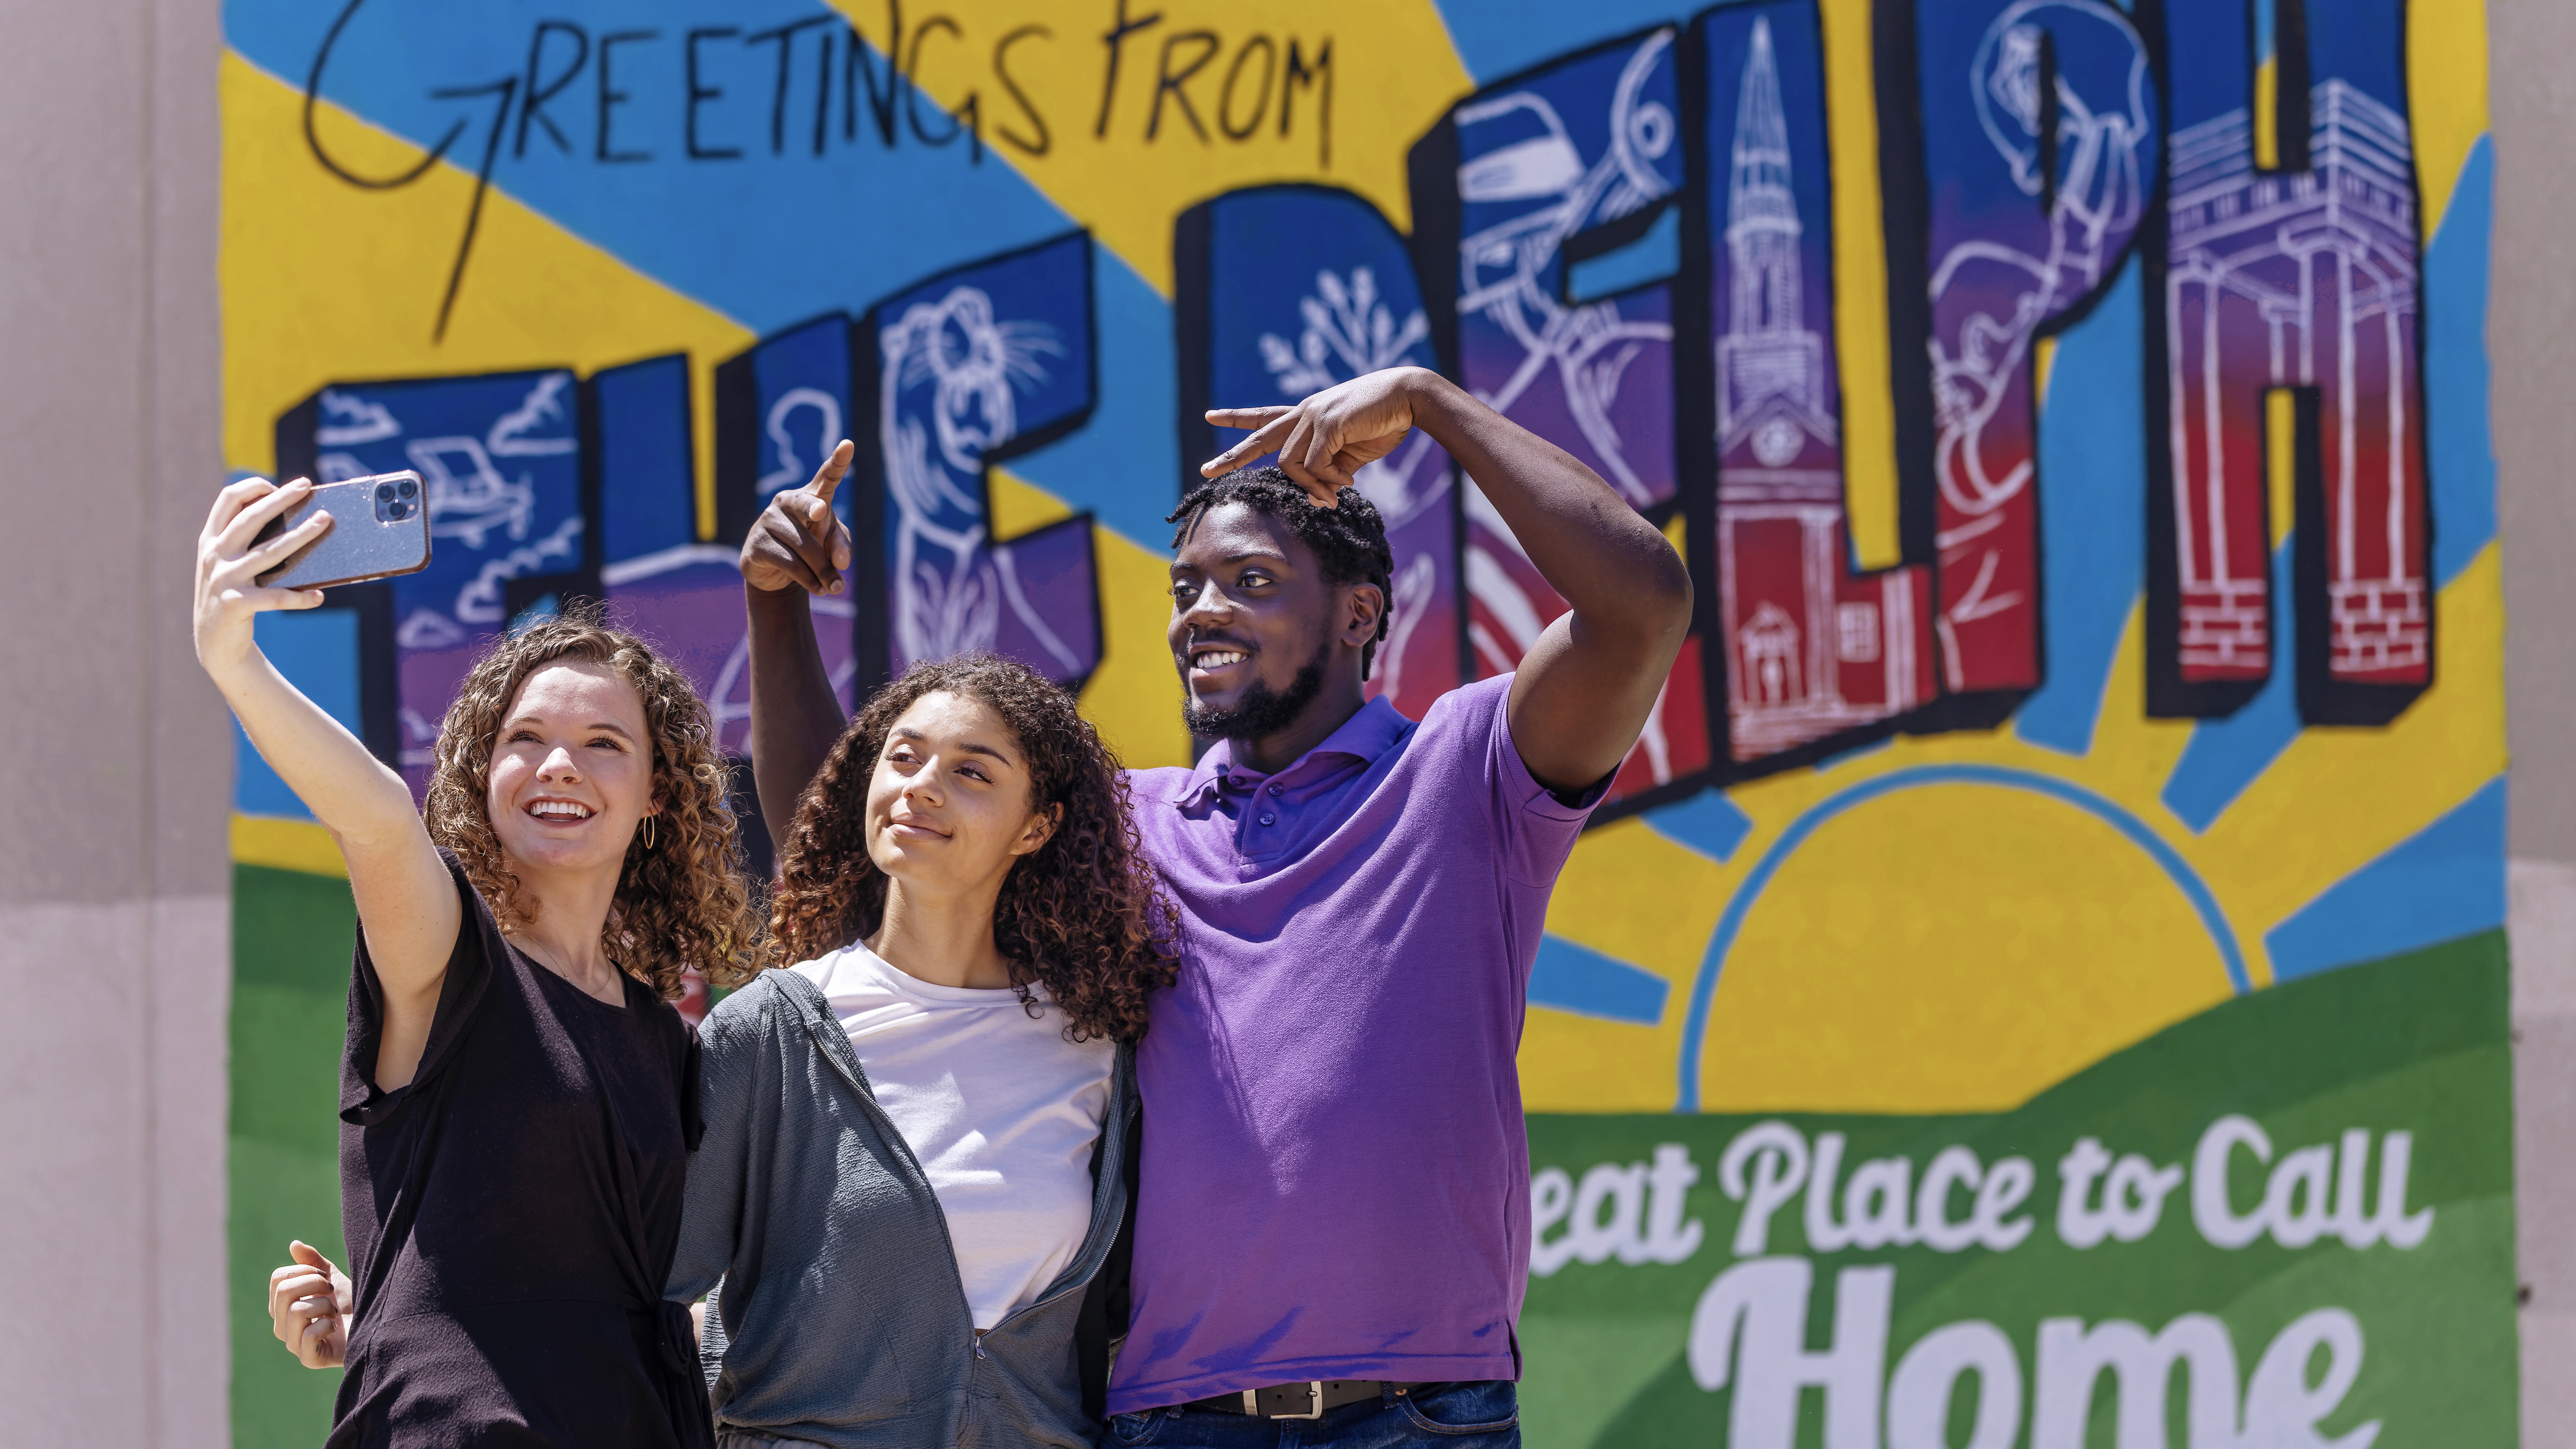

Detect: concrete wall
[0, 0, 234, 1441]
[2492, 0, 2576, 1433]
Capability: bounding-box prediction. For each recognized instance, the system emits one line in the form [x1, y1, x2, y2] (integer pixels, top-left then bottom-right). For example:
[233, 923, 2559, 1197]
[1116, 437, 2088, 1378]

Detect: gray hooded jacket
[666, 967, 1137, 1448]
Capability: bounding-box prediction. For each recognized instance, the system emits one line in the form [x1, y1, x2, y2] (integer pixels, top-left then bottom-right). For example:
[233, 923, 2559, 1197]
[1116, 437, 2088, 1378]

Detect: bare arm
[1202, 367, 1692, 792]
[195, 478, 458, 1090]
[740, 441, 858, 848]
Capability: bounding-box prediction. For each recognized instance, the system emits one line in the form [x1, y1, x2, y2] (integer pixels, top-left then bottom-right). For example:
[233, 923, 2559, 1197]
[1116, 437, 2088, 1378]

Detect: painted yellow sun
[1524, 546, 2505, 1114]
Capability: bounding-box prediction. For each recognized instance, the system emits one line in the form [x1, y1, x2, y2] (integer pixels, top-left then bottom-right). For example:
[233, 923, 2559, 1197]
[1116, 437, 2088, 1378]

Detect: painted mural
[220, 0, 2512, 1443]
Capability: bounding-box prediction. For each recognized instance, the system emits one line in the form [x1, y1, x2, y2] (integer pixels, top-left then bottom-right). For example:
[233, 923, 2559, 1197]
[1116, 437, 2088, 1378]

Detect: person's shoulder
[700, 966, 809, 1041]
[1424, 674, 1513, 717]
[1121, 764, 1194, 811]
[422, 845, 510, 947]
[1405, 674, 1513, 750]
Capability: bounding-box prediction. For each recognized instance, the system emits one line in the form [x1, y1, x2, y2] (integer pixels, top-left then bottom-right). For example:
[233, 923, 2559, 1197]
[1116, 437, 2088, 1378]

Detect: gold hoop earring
[642, 815, 656, 850]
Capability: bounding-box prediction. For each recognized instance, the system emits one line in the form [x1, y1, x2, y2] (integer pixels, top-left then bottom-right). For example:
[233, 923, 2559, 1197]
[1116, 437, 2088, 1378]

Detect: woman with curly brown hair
[199, 477, 757, 1448]
[669, 652, 1175, 1449]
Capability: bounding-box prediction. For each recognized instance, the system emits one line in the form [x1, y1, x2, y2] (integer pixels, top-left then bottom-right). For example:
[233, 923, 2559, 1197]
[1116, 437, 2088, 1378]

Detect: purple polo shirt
[1108, 675, 1600, 1413]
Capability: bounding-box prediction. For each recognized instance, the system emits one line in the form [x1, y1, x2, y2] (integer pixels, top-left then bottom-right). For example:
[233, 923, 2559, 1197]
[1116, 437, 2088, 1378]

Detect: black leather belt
[1185, 1381, 1421, 1419]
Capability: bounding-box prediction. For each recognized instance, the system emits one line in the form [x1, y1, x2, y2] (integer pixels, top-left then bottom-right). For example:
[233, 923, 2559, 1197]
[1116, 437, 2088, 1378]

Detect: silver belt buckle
[1242, 1382, 1328, 1419]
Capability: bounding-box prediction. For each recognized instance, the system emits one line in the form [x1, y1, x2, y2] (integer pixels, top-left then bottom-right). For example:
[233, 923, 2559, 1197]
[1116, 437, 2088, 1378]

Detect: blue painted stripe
[2017, 258, 2145, 758]
[1642, 790, 1753, 863]
[2264, 776, 2506, 980]
[2427, 135, 2498, 587]
[1568, 206, 1680, 303]
[1530, 934, 1670, 1026]
[1674, 763, 2246, 1111]
[2159, 539, 2301, 832]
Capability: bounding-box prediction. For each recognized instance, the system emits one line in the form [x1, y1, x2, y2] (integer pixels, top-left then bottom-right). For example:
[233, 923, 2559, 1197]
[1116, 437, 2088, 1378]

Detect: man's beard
[1183, 644, 1329, 741]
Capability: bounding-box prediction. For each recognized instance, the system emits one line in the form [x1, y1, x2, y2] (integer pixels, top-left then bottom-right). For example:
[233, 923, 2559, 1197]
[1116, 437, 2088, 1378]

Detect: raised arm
[194, 478, 458, 1089]
[1202, 367, 1692, 793]
[740, 440, 858, 845]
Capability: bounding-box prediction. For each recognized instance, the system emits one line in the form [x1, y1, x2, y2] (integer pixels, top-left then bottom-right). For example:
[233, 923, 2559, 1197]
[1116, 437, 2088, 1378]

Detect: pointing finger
[755, 514, 830, 594]
[1205, 406, 1294, 427]
[782, 496, 847, 591]
[804, 440, 854, 503]
[1202, 410, 1299, 478]
[792, 497, 852, 572]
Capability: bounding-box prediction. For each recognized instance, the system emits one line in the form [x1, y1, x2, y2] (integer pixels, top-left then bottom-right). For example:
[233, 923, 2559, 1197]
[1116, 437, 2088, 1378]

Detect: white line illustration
[1928, 0, 2151, 687]
[757, 386, 845, 498]
[877, 284, 1069, 672]
[1714, 18, 1923, 760]
[1454, 31, 1680, 508]
[2163, 82, 2425, 679]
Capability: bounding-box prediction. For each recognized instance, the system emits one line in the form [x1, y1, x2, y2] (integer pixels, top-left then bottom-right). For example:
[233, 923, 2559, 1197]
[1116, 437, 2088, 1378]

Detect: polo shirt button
[1267, 783, 1283, 795]
[1258, 812, 1276, 826]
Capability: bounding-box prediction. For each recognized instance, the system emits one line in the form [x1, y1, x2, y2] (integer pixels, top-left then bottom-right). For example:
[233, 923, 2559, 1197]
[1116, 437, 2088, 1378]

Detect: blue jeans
[1106, 1381, 1518, 1447]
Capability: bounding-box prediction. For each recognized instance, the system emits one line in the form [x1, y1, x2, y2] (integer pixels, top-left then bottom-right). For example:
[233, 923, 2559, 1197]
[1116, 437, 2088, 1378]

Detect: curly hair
[421, 605, 762, 1001]
[767, 654, 1179, 1042]
[1168, 465, 1396, 678]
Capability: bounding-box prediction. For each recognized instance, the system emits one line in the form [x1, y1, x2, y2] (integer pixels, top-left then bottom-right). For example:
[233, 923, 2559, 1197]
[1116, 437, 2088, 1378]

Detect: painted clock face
[1752, 414, 1805, 467]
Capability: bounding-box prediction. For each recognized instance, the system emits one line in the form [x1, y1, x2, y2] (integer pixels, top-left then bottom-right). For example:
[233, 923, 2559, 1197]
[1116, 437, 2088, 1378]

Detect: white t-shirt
[792, 943, 1114, 1329]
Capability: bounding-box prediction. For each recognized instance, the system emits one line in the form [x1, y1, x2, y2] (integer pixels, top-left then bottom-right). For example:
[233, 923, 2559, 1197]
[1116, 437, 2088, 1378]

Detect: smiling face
[865, 690, 1057, 898]
[1168, 501, 1371, 740]
[484, 661, 659, 881]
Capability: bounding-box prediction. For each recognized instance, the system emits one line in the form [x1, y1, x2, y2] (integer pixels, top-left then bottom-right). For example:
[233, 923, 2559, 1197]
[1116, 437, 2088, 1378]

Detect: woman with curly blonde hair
[670, 652, 1176, 1448]
[200, 477, 756, 1448]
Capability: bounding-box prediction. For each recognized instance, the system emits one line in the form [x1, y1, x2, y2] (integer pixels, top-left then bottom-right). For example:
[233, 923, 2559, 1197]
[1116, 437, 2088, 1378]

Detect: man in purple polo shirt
[739, 365, 1690, 1445]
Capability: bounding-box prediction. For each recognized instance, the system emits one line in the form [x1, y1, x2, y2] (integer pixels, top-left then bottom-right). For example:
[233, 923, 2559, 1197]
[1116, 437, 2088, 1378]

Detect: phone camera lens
[396, 478, 417, 499]
[375, 483, 396, 502]
[390, 501, 413, 520]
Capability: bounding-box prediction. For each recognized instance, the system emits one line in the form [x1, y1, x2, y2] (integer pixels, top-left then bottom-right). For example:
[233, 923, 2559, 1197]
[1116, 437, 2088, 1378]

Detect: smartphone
[255, 472, 434, 590]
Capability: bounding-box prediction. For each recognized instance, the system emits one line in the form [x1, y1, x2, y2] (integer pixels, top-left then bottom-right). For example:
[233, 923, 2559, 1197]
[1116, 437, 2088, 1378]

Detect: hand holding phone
[253, 470, 434, 590]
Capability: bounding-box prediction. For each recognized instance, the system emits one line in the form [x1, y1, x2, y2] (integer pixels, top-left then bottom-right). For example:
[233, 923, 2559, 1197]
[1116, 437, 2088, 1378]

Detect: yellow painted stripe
[827, 1, 1474, 298]
[2409, 0, 2490, 242]
[2266, 387, 2296, 550]
[232, 814, 349, 879]
[2254, 56, 2280, 171]
[1822, 0, 1903, 572]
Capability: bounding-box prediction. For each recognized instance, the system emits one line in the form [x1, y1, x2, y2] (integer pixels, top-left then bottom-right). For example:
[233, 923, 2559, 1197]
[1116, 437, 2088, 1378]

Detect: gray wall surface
[0, 0, 235, 1441]
[0, 0, 2565, 1441]
[2492, 0, 2576, 1434]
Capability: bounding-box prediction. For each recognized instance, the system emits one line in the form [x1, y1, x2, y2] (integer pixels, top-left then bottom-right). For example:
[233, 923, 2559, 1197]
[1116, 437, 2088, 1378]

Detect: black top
[331, 852, 708, 1448]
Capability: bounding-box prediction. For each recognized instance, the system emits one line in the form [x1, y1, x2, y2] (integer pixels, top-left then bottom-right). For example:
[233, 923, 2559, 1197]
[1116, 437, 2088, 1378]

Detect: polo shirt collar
[1175, 695, 1411, 807]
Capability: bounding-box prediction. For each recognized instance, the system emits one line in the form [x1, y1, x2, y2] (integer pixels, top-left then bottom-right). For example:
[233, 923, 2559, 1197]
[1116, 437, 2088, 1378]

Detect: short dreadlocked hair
[1167, 466, 1397, 679]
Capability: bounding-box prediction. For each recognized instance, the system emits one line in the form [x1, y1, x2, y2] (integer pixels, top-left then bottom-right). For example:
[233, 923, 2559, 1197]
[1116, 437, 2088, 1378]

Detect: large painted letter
[1889, 0, 2159, 698]
[859, 233, 1103, 691]
[1695, 2, 1936, 771]
[2145, 0, 2430, 723]
[593, 353, 771, 756]
[715, 312, 867, 712]
[1413, 27, 1713, 808]
[1176, 185, 1463, 724]
[279, 369, 591, 794]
